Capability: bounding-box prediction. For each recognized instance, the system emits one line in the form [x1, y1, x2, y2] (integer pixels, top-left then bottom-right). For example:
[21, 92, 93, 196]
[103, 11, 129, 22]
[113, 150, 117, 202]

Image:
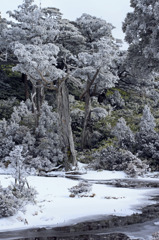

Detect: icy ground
[0, 166, 159, 232]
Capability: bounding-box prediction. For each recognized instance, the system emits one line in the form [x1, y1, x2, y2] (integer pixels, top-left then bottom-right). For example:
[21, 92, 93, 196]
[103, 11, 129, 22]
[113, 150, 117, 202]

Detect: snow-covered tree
[5, 145, 26, 188]
[2, 0, 60, 48]
[2, 0, 61, 111]
[139, 105, 156, 133]
[123, 0, 159, 77]
[135, 105, 159, 167]
[2, 0, 78, 170]
[74, 14, 120, 148]
[112, 117, 135, 150]
[0, 14, 8, 61]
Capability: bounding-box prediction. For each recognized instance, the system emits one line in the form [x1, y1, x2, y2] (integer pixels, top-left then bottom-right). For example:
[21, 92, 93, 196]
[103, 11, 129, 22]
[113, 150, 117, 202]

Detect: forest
[0, 0, 159, 223]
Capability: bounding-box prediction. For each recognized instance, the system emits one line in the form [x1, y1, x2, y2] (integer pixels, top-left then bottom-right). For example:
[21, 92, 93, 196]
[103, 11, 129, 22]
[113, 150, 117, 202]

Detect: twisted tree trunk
[80, 68, 100, 149]
[57, 81, 77, 171]
[81, 90, 91, 150]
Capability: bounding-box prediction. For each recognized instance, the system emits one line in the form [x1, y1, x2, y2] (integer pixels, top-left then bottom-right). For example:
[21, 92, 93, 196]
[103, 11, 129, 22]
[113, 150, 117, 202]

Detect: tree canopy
[123, 0, 159, 77]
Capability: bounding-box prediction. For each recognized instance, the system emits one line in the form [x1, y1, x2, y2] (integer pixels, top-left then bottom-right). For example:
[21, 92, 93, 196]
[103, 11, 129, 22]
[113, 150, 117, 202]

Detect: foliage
[74, 13, 120, 96]
[123, 0, 159, 77]
[139, 105, 156, 132]
[0, 184, 21, 217]
[0, 182, 36, 218]
[112, 117, 135, 150]
[33, 101, 64, 169]
[5, 145, 27, 187]
[91, 146, 149, 177]
[135, 105, 159, 168]
[106, 90, 125, 109]
[0, 100, 64, 171]
[0, 144, 36, 218]
[0, 98, 19, 120]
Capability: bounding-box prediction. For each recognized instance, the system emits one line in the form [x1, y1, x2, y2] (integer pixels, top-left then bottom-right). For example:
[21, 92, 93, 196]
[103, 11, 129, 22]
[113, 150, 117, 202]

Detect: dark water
[0, 216, 159, 240]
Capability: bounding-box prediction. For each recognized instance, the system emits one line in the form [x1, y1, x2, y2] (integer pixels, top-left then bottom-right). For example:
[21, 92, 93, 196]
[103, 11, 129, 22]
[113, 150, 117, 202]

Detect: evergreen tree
[112, 117, 135, 150]
[136, 105, 159, 168]
[74, 14, 120, 149]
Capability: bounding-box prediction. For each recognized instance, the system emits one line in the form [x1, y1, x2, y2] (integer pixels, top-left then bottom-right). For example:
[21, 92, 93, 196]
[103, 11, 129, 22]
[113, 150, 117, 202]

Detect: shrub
[68, 181, 92, 197]
[91, 146, 149, 177]
[0, 183, 36, 218]
[0, 185, 21, 217]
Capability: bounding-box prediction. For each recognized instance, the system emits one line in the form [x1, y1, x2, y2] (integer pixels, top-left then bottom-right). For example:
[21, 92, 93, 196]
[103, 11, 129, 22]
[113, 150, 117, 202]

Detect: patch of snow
[82, 170, 127, 180]
[0, 172, 157, 232]
[154, 221, 159, 225]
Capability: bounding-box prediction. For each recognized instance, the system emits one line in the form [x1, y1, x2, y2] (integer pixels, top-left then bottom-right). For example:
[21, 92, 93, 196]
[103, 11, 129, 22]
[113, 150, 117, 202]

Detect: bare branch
[80, 67, 101, 99]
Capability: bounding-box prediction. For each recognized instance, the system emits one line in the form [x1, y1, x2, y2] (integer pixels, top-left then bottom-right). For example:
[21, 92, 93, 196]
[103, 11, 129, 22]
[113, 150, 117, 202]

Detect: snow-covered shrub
[11, 184, 37, 203]
[0, 97, 19, 120]
[91, 147, 149, 177]
[0, 146, 36, 218]
[10, 100, 33, 125]
[107, 90, 125, 109]
[124, 152, 149, 177]
[4, 145, 36, 200]
[0, 100, 64, 171]
[0, 119, 15, 162]
[5, 145, 27, 188]
[152, 232, 159, 240]
[91, 146, 124, 171]
[22, 131, 35, 154]
[139, 105, 156, 133]
[0, 182, 36, 218]
[68, 181, 92, 197]
[33, 101, 64, 170]
[0, 101, 34, 164]
[0, 185, 21, 217]
[112, 117, 135, 150]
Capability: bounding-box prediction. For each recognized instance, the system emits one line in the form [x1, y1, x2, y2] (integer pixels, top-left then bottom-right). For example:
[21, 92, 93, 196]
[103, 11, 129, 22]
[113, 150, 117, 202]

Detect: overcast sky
[1, 0, 132, 49]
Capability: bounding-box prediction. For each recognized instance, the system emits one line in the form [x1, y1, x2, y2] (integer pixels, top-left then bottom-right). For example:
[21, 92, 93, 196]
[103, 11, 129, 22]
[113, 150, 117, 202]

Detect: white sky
[1, 0, 133, 49]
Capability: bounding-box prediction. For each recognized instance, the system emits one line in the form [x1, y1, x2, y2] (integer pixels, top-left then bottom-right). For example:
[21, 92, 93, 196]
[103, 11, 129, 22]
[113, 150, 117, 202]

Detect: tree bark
[22, 74, 29, 100]
[81, 90, 91, 150]
[36, 81, 44, 113]
[80, 69, 100, 150]
[57, 81, 77, 171]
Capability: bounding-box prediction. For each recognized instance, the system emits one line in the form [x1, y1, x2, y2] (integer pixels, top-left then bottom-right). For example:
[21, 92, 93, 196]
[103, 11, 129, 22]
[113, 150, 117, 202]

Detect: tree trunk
[57, 81, 77, 171]
[81, 90, 91, 150]
[36, 80, 45, 113]
[22, 74, 29, 100]
[80, 69, 100, 149]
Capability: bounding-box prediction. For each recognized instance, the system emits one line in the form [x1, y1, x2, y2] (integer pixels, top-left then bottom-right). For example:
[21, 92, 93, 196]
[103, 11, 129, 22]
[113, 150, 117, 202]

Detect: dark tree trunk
[36, 81, 44, 113]
[80, 68, 100, 149]
[57, 81, 77, 171]
[22, 74, 29, 100]
[81, 90, 91, 150]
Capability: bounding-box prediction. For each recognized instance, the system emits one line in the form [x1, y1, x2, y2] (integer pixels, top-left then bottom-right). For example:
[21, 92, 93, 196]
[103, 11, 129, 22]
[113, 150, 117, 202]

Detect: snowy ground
[0, 167, 159, 232]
